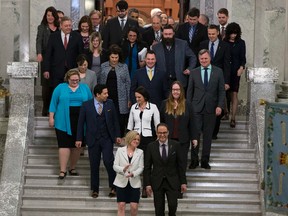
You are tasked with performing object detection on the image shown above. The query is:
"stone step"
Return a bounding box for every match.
[34,126,249,140]
[33,137,250,150]
[22,184,260,199]
[21,206,261,216]
[21,195,260,210]
[24,174,259,188]
[27,145,256,158]
[24,164,258,179]
[26,154,257,168]
[35,116,249,130]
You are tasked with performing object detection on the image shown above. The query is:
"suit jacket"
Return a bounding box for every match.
[130,67,168,108]
[102,17,139,49]
[127,102,160,137]
[143,139,187,190]
[113,147,144,188]
[176,22,208,56]
[76,98,120,146]
[186,65,225,114]
[152,39,197,88]
[43,30,83,87]
[160,100,196,143]
[142,27,160,48]
[36,23,59,55]
[100,61,131,114]
[199,40,231,84]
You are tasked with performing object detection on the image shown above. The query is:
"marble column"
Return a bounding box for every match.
[246,67,279,215]
[0,62,37,216]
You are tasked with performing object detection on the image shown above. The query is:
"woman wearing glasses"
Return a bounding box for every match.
[49,69,92,179]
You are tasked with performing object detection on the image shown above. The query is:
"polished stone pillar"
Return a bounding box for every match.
[0,62,37,216]
[246,67,280,215]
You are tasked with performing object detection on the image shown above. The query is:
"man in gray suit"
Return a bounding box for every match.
[187,49,225,169]
[152,25,197,90]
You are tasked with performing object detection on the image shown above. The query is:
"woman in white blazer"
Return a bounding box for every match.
[127,86,160,198]
[113,130,144,216]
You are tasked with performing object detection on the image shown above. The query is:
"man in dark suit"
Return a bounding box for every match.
[187,49,225,169]
[199,24,231,139]
[130,50,168,108]
[89,10,103,33]
[142,15,162,49]
[76,84,121,198]
[152,25,197,90]
[43,16,83,88]
[144,123,187,216]
[102,0,139,49]
[176,7,208,58]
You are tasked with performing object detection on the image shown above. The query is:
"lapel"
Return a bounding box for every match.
[196,68,206,89]
[214,42,220,58]
[88,100,98,122]
[167,141,174,159]
[130,148,140,164]
[120,147,129,164]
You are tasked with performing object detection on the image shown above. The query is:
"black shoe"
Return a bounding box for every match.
[188,160,199,169]
[91,191,99,198]
[108,188,116,198]
[69,169,79,176]
[58,171,67,179]
[201,161,211,169]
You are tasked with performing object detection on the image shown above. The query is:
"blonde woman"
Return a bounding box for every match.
[113,131,144,216]
[87,31,107,82]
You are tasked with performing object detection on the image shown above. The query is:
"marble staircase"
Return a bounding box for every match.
[20,117,262,216]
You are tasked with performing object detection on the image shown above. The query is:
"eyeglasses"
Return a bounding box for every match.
[172,88,180,91]
[158,131,168,135]
[69,79,79,82]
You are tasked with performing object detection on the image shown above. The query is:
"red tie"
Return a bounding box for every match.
[64,35,68,49]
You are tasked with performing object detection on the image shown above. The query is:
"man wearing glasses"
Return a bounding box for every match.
[102,0,139,49]
[144,123,187,216]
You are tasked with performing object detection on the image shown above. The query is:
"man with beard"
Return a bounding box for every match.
[152,25,197,89]
[102,0,139,49]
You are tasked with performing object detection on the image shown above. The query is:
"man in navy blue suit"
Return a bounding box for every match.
[43,16,83,88]
[130,50,168,108]
[76,84,121,198]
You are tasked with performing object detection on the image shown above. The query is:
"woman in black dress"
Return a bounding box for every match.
[224,22,246,128]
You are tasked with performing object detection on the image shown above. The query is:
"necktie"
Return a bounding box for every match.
[221,26,225,39]
[98,103,102,115]
[189,25,194,43]
[120,19,125,30]
[210,42,214,61]
[155,31,160,42]
[64,35,68,49]
[161,144,167,160]
[148,69,153,80]
[204,68,208,87]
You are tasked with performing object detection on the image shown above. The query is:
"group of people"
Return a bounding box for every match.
[36,1,246,215]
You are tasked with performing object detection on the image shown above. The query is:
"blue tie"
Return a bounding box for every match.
[204,68,208,87]
[210,42,214,61]
[189,25,194,43]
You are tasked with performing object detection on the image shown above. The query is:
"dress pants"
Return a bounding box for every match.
[153,178,178,216]
[213,109,224,138]
[88,137,116,192]
[191,111,216,162]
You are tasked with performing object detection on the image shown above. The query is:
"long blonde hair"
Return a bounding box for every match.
[89,31,102,54]
[165,81,186,115]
